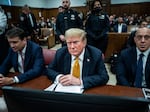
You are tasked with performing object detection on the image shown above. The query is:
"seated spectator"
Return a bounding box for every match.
[116,27,150,88]
[0,27,45,86]
[109,15,116,32]
[47,28,109,90]
[113,17,127,33]
[126,20,148,48]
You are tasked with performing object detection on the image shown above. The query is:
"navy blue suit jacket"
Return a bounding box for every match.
[113,24,127,33]
[47,45,109,89]
[0,41,45,83]
[116,47,150,88]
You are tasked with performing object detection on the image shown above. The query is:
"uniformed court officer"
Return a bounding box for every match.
[56,0,83,47]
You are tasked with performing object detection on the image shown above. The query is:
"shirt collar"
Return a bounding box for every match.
[136,47,150,57]
[18,44,27,55]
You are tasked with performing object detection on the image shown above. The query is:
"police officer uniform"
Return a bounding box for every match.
[85,10,110,54]
[56,8,83,46]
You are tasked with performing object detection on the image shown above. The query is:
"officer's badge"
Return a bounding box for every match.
[64,16,68,20]
[71,14,75,20]
[99,15,105,19]
[20,16,24,21]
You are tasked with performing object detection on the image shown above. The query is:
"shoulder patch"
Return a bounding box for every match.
[20,16,24,21]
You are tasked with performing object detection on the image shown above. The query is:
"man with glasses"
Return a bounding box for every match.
[116,27,150,88]
[47,28,109,92]
[56,0,83,47]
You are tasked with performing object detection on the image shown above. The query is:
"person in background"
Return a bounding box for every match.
[51,16,60,44]
[58,6,64,13]
[116,27,150,88]
[0,27,45,86]
[126,20,148,48]
[56,0,83,47]
[109,15,116,32]
[85,0,110,54]
[0,5,9,112]
[19,4,38,41]
[47,28,109,91]
[0,6,9,65]
[113,16,127,33]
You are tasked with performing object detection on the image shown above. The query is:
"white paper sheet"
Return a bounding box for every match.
[44,83,83,94]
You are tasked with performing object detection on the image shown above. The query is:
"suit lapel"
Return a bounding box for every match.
[13,52,19,71]
[145,53,150,80]
[24,41,31,71]
[63,52,71,74]
[131,48,137,78]
[82,48,91,77]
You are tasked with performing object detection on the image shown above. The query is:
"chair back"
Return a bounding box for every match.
[42,48,56,66]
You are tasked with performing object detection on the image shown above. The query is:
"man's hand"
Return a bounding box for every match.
[59,35,65,41]
[59,74,81,86]
[0,76,14,86]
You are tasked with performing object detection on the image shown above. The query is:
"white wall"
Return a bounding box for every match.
[0,0,149,8]
[0,0,11,6]
[0,0,86,8]
[111,0,150,4]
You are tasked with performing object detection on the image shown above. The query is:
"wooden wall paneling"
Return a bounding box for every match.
[1,2,149,27]
[110,2,150,16]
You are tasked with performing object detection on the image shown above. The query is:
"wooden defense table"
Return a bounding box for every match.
[0,72,143,98]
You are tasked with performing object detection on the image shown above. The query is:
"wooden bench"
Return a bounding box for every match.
[105,32,130,60]
[38,28,55,48]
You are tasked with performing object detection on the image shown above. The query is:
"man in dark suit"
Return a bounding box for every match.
[47,28,109,90]
[0,6,9,65]
[113,17,127,33]
[126,20,148,48]
[19,4,37,40]
[0,27,44,86]
[116,27,150,88]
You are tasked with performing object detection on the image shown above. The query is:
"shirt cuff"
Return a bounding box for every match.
[13,76,19,83]
[54,74,63,84]
[80,79,84,89]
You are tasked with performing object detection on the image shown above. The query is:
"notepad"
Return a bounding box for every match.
[45,83,83,94]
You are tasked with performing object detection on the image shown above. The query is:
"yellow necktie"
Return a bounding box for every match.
[72,58,80,78]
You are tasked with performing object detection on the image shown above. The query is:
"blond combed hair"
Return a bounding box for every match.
[65,28,87,42]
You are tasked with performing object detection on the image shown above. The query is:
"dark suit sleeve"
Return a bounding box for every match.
[113,25,118,32]
[47,48,70,82]
[56,13,63,37]
[17,45,44,83]
[122,24,127,32]
[0,48,13,75]
[82,47,109,89]
[116,51,130,86]
[31,13,37,30]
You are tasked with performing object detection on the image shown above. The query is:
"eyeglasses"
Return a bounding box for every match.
[136,35,150,40]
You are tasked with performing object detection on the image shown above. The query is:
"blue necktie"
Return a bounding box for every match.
[135,53,144,88]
